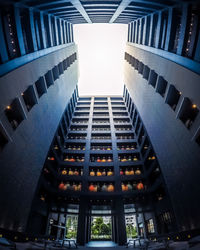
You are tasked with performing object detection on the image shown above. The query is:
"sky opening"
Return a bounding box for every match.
[74,24,128,96]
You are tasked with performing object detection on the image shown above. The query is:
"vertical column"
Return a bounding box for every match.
[194,31,200,62]
[0,11,9,62]
[71,23,74,43]
[127,23,130,42]
[155,11,162,49]
[135,211,140,236]
[177,3,189,55]
[86,214,91,243]
[77,198,88,245]
[14,5,26,56]
[40,12,47,49]
[142,16,147,45]
[108,98,120,193]
[164,7,174,51]
[161,15,167,49]
[135,19,139,44]
[81,97,92,191]
[59,19,64,44]
[54,16,59,45]
[131,22,134,43]
[67,22,70,43]
[29,8,38,52]
[113,198,127,245]
[47,14,53,47]
[63,21,67,44]
[132,22,135,43]
[138,19,142,44]
[148,14,154,47]
[68,23,72,43]
[61,20,65,44]
[141,212,147,238]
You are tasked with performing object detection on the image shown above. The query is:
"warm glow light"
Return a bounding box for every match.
[74,24,128,96]
[6,105,11,110]
[192,104,197,108]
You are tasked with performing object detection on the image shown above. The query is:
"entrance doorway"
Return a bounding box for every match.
[66,214,78,240]
[90,215,112,240]
[125,214,138,240]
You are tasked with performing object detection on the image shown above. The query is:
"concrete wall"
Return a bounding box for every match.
[0,44,78,232]
[124,43,200,231]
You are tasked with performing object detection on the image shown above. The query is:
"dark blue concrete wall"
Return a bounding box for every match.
[124,43,200,231]
[0,44,78,232]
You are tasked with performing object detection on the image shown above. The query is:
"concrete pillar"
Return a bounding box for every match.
[77,198,88,245]
[29,8,38,52]
[164,7,174,51]
[47,14,53,47]
[142,16,147,45]
[155,11,162,49]
[14,5,26,55]
[177,3,189,55]
[40,12,47,49]
[0,11,9,62]
[54,16,59,45]
[148,14,154,47]
[114,198,127,245]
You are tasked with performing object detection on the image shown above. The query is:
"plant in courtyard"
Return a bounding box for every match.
[91,217,112,239]
[126,224,137,238]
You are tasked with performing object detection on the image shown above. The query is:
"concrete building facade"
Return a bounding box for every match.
[0,0,200,246]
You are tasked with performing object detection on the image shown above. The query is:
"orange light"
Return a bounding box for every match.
[6,105,11,110]
[192,104,197,109]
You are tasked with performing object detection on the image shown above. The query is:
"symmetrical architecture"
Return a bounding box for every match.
[0,0,200,246]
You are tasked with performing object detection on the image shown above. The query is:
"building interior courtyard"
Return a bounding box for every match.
[0,0,200,249]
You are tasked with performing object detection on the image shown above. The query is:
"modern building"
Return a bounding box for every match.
[0,0,200,247]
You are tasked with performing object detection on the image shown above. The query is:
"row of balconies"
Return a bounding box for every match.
[68,125,133,132]
[73,112,129,117]
[57,181,145,193]
[66,133,135,140]
[54,143,139,153]
[71,118,131,124]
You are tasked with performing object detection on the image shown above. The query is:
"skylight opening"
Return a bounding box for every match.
[74,24,128,96]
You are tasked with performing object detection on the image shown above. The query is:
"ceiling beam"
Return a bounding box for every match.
[28,0,71,8]
[109,0,132,23]
[70,0,92,23]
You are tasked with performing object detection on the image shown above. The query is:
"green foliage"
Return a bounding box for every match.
[66,215,78,239]
[91,217,112,239]
[126,224,137,239]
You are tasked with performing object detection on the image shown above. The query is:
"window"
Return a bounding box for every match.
[147,219,155,234]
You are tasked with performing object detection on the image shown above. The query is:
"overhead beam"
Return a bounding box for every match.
[109,0,132,23]
[41,5,75,12]
[28,0,71,8]
[70,0,92,23]
[129,0,168,8]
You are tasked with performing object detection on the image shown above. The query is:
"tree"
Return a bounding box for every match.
[100,223,110,235]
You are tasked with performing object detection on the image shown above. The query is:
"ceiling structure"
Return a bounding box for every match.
[20,0,185,24]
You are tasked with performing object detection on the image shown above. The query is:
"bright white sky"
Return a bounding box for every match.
[73,24,128,96]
